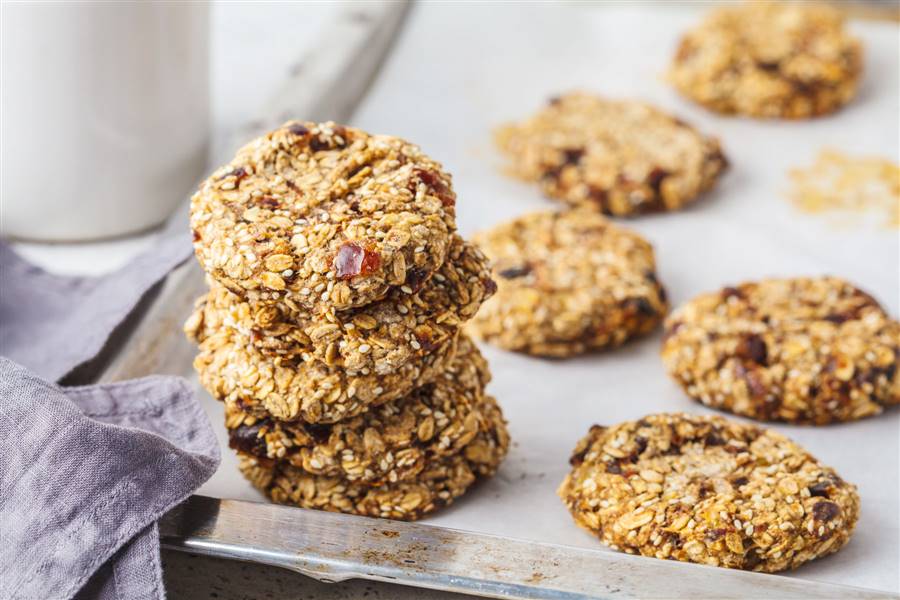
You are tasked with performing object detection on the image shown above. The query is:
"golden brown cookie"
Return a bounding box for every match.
[469,210,668,357]
[186,306,457,425]
[662,277,899,424]
[197,236,494,374]
[669,2,863,119]
[190,121,457,313]
[239,395,509,521]
[559,413,860,572]
[225,336,497,485]
[494,93,727,215]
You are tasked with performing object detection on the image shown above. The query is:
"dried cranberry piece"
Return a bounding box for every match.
[333,241,381,280]
[222,167,248,186]
[288,123,309,136]
[705,528,726,542]
[191,229,201,242]
[413,168,455,207]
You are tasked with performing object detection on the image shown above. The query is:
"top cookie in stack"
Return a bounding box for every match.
[191,121,458,314]
[186,122,507,519]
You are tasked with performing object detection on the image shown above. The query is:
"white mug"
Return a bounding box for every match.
[1,1,209,241]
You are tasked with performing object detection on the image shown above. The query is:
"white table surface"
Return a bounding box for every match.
[9,2,899,598]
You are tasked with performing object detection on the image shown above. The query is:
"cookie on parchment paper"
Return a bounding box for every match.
[669,1,863,119]
[662,277,899,424]
[239,394,509,521]
[494,92,727,216]
[468,210,668,357]
[559,413,860,572]
[186,302,457,425]
[190,121,458,313]
[199,235,495,373]
[224,335,498,485]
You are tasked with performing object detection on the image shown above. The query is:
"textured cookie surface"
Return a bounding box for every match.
[190,121,457,313]
[669,1,862,118]
[186,303,456,424]
[662,277,899,424]
[469,210,668,357]
[225,336,496,484]
[559,413,860,572]
[239,396,509,520]
[495,93,727,215]
[199,236,495,376]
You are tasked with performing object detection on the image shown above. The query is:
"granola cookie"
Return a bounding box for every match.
[190,121,457,313]
[662,277,900,424]
[559,413,860,572]
[225,336,497,485]
[494,93,727,215]
[186,304,457,424]
[199,236,495,374]
[468,210,668,357]
[238,399,509,520]
[669,2,863,119]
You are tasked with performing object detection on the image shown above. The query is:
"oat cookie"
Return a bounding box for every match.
[662,277,899,424]
[669,2,863,119]
[559,413,860,572]
[186,305,457,424]
[190,121,457,313]
[468,210,668,357]
[494,93,727,215]
[239,399,509,520]
[200,236,495,374]
[225,336,497,485]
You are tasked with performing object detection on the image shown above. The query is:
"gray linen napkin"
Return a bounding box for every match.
[0,359,219,600]
[0,226,220,599]
[0,222,192,383]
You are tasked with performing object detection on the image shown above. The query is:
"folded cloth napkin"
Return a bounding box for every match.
[0,228,220,600]
[0,222,192,383]
[0,360,219,600]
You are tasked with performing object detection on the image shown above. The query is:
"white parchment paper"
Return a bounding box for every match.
[198,3,899,593]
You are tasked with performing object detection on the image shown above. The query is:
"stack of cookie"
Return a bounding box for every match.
[185,121,508,520]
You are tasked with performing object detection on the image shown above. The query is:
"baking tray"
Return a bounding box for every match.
[106,3,900,598]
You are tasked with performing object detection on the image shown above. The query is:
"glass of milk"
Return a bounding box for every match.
[1,2,210,241]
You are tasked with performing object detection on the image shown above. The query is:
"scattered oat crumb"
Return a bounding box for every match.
[788,150,900,227]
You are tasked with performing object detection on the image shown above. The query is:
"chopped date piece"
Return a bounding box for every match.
[646,167,670,193]
[562,148,585,165]
[812,501,840,522]
[808,481,831,498]
[333,241,381,280]
[229,423,267,456]
[404,266,430,292]
[738,334,768,366]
